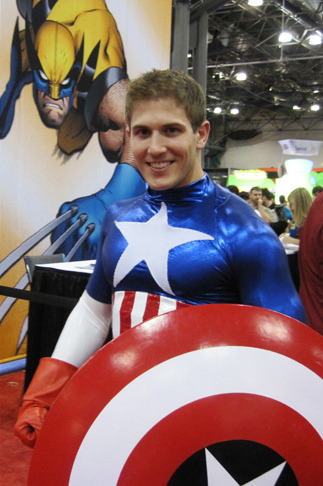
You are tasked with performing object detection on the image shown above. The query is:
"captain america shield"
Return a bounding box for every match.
[28,304,323,485]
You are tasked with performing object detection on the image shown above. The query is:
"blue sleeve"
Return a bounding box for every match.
[233,222,306,323]
[85,210,112,304]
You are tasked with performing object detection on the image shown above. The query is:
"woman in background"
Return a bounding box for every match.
[279,187,312,291]
[280,187,312,245]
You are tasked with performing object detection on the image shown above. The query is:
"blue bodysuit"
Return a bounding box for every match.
[86,174,306,333]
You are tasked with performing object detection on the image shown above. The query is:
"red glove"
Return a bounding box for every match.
[14,357,77,448]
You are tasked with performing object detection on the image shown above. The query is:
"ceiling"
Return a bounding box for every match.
[188,0,323,146]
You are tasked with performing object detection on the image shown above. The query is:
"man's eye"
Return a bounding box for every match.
[166,127,180,135]
[61,77,70,86]
[134,128,149,137]
[39,70,48,81]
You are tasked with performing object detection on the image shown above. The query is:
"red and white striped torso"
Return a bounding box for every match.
[112,291,191,337]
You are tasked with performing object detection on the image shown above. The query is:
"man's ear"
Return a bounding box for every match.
[196,120,210,149]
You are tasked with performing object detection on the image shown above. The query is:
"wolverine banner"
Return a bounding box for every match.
[0,0,172,363]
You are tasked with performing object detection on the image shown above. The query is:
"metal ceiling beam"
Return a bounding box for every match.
[192,11,209,92]
[190,0,229,21]
[188,0,323,135]
[171,0,190,72]
[207,54,323,68]
[272,0,323,31]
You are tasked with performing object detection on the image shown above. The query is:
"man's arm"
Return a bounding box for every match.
[96,78,133,164]
[256,199,273,224]
[0,22,32,138]
[52,291,112,366]
[14,291,112,447]
[235,225,306,323]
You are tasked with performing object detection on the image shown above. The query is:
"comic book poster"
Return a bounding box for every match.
[0,0,172,363]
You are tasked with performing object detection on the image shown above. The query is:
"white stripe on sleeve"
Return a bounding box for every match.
[52,290,112,368]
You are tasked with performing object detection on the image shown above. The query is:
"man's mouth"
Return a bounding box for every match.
[43,102,63,111]
[147,161,174,169]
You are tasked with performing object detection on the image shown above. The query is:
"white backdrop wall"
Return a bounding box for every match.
[219,128,323,170]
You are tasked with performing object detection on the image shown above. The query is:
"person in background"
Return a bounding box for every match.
[279,187,312,245]
[249,186,274,223]
[14,69,306,449]
[298,192,323,334]
[227,185,239,195]
[279,195,292,220]
[261,188,288,236]
[279,187,312,291]
[239,191,250,202]
[312,185,323,198]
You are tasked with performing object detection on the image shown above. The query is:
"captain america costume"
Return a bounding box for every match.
[86,173,306,336]
[15,174,307,449]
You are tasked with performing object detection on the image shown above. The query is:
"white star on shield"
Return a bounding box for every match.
[205,449,286,485]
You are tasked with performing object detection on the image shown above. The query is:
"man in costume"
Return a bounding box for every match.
[0,0,145,259]
[14,69,306,447]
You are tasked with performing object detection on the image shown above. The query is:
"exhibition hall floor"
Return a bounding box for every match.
[0,370,32,485]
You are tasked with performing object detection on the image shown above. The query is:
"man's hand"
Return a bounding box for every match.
[50,164,146,260]
[256,198,272,224]
[14,403,49,448]
[14,358,77,448]
[50,193,106,261]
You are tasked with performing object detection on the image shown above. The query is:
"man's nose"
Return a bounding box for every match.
[147,133,166,155]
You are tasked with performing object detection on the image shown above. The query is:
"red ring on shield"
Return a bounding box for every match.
[120,394,322,485]
[28,304,323,485]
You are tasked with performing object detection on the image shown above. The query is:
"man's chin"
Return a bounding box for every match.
[39,110,66,128]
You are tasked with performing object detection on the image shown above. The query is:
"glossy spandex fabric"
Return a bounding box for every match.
[87,174,306,323]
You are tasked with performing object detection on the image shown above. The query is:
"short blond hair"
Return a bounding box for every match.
[125,69,206,132]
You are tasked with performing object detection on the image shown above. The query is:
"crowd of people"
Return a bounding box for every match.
[227,182,323,333]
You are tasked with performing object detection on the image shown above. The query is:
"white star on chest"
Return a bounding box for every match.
[113,202,214,295]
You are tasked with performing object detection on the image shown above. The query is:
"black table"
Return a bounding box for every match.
[24,263,92,390]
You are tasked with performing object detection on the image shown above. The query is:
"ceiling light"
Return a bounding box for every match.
[213,107,222,114]
[230,107,240,115]
[310,104,320,112]
[247,0,264,6]
[308,33,322,46]
[279,31,292,43]
[235,71,247,81]
[292,105,302,110]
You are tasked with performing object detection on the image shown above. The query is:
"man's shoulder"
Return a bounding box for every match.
[103,192,147,220]
[210,185,273,241]
[215,184,256,218]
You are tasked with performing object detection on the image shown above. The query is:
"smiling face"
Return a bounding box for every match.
[128,97,210,191]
